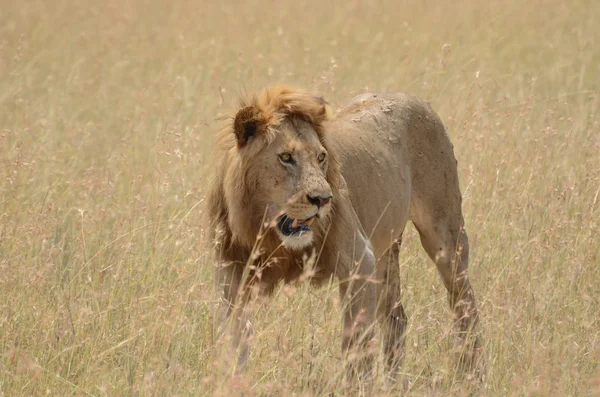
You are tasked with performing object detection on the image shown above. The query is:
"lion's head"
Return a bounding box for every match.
[207,85,341,253]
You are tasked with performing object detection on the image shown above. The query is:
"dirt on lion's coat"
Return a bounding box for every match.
[205,84,482,379]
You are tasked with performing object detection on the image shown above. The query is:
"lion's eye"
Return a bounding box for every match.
[318,152,327,163]
[279,152,294,164]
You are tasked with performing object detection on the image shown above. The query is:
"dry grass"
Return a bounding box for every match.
[1,0,599,395]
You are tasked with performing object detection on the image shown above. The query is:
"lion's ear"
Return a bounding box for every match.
[233,106,264,147]
[314,96,332,122]
[314,96,328,106]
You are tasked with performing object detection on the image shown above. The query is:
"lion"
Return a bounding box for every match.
[205,85,482,380]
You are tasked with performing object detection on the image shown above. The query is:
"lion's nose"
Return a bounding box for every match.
[307,193,333,208]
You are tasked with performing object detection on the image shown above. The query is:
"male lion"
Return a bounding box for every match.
[205,85,481,380]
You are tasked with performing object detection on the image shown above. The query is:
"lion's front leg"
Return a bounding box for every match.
[214,261,253,373]
[336,235,378,383]
[376,238,408,381]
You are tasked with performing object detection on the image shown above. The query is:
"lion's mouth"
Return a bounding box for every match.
[277,215,316,237]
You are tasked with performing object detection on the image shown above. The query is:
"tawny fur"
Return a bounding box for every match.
[205,85,482,377]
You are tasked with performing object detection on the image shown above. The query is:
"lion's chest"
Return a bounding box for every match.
[253,252,333,293]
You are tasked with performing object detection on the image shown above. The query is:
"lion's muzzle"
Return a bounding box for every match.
[274,189,332,248]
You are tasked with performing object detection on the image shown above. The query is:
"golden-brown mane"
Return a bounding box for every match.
[216,84,334,151]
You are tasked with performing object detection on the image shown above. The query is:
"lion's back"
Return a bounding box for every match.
[325,93,457,256]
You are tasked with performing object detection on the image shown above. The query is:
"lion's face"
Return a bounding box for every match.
[251,118,333,250]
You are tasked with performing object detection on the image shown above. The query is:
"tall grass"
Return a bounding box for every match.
[1,0,598,395]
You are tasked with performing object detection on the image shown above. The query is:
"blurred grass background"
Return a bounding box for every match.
[1,0,598,395]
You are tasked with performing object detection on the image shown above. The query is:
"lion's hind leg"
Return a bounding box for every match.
[376,236,408,381]
[410,194,483,376]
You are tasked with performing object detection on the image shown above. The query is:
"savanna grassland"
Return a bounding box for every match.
[1,0,599,395]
